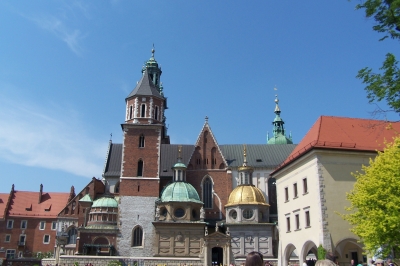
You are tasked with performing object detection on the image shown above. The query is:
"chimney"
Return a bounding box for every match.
[39,184,43,204]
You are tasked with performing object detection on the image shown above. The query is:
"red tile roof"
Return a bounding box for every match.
[0,193,10,219]
[274,116,400,173]
[7,191,70,218]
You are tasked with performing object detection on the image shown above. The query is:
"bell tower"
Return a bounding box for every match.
[118,48,169,257]
[120,47,169,197]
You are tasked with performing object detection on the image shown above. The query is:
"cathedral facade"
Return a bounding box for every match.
[53,49,296,265]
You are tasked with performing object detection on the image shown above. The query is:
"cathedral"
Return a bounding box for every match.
[54,49,296,265]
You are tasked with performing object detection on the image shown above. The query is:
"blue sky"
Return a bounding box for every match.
[0,1,398,193]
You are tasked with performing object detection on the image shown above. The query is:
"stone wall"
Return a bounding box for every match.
[118,196,157,257]
[43,256,202,266]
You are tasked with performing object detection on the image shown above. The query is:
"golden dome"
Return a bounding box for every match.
[225,185,269,207]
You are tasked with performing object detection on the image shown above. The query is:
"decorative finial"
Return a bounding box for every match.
[151,44,155,57]
[205,116,208,123]
[178,145,182,161]
[274,94,281,113]
[110,133,112,142]
[243,144,248,166]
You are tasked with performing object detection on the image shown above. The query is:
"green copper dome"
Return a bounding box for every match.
[91,197,118,208]
[161,182,203,204]
[173,162,186,168]
[79,194,93,203]
[268,134,293,144]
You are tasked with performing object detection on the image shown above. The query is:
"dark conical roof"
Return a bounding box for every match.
[126,68,164,100]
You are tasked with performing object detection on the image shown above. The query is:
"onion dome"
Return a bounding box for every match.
[225,185,269,207]
[161,182,203,204]
[91,196,118,208]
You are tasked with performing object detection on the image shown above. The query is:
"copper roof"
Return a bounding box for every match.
[274,116,400,173]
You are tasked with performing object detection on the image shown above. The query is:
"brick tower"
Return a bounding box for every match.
[117,48,169,256]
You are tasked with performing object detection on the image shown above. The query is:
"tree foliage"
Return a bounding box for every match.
[355,0,400,113]
[343,135,400,257]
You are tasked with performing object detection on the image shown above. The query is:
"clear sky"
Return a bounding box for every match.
[0,1,398,193]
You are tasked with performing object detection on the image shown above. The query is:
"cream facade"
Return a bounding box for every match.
[274,149,374,266]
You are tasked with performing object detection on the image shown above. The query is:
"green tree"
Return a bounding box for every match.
[355,0,400,113]
[343,135,400,257]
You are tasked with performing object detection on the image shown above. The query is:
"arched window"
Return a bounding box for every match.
[67,227,77,244]
[139,135,145,148]
[203,177,213,209]
[141,104,146,117]
[137,160,143,177]
[132,226,143,247]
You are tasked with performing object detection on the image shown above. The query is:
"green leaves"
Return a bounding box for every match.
[342,136,400,257]
[357,53,400,113]
[356,0,400,41]
[355,0,400,114]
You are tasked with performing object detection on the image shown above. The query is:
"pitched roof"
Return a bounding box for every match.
[0,193,10,220]
[103,143,122,177]
[274,116,400,172]
[220,144,296,168]
[126,69,164,99]
[7,190,70,218]
[160,144,195,177]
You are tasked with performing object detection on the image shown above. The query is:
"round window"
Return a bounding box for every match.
[174,208,185,218]
[230,210,237,219]
[243,209,254,219]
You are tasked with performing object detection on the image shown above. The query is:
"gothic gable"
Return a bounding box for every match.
[187,119,227,170]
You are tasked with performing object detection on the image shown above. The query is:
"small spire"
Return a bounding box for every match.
[205,116,209,123]
[151,44,155,58]
[178,145,182,162]
[243,144,248,166]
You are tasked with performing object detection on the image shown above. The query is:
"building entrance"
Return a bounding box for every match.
[212,247,223,265]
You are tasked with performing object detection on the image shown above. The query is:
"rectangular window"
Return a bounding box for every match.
[284,187,289,202]
[20,220,27,229]
[6,249,15,259]
[43,235,50,244]
[293,183,298,198]
[5,234,11,242]
[305,210,311,227]
[303,178,308,194]
[19,235,26,245]
[286,217,291,232]
[51,221,57,230]
[6,220,13,229]
[39,221,45,230]
[18,251,23,258]
[295,214,300,229]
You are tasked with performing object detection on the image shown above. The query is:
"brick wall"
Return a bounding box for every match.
[0,217,58,258]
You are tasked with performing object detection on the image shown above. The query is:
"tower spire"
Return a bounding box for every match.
[267,94,293,145]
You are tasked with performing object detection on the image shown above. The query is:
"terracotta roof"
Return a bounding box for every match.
[0,193,10,219]
[7,191,70,218]
[274,116,400,173]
